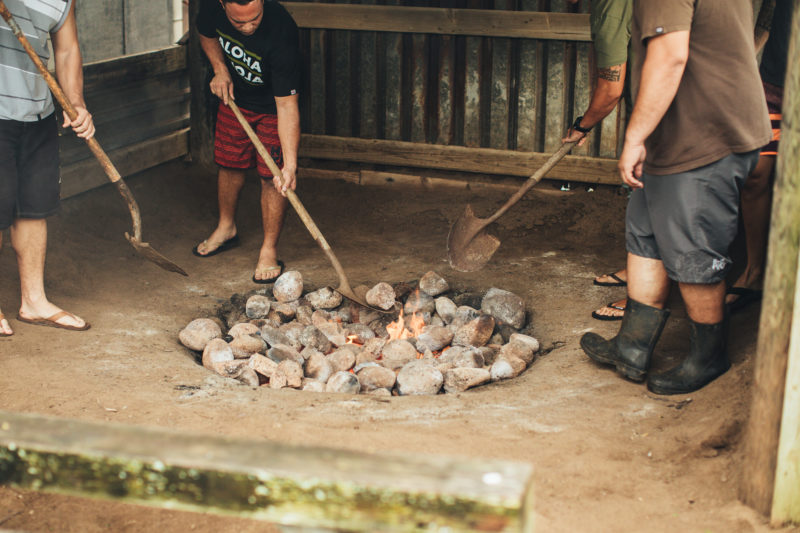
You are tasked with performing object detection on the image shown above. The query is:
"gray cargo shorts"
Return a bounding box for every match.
[625,150,759,284]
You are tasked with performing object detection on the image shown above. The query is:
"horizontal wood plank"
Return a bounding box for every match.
[60,128,189,199]
[300,134,620,185]
[82,45,188,92]
[0,409,534,532]
[283,3,591,41]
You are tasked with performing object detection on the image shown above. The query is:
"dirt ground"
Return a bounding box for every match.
[0,159,795,533]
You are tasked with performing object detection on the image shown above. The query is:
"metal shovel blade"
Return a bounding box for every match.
[447,204,501,272]
[126,233,188,276]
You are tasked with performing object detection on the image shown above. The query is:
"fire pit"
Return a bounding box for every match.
[179,271,539,395]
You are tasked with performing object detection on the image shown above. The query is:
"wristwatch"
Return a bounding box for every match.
[572,115,592,134]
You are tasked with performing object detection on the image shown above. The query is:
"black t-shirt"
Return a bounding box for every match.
[197,0,301,114]
[760,0,792,88]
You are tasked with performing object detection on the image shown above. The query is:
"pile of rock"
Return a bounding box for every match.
[179,270,539,395]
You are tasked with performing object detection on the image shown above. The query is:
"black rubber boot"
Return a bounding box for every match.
[647,317,730,395]
[580,298,670,381]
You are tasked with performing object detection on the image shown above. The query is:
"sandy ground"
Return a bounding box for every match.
[0,159,794,533]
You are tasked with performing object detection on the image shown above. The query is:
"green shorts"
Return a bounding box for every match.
[625,150,759,284]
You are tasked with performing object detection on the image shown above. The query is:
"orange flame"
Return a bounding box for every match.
[386,309,426,341]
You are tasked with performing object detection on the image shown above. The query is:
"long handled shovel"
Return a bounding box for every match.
[226,100,385,311]
[0,2,187,276]
[447,141,577,272]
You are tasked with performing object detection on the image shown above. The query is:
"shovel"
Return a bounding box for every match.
[226,100,384,311]
[447,141,576,272]
[0,2,187,276]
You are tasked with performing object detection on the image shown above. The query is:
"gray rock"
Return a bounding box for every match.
[345,323,376,344]
[229,334,266,359]
[326,371,361,394]
[396,360,443,395]
[361,337,386,359]
[367,387,392,397]
[301,378,326,392]
[269,368,288,389]
[481,288,526,329]
[497,324,519,343]
[300,325,333,353]
[245,295,272,319]
[180,318,222,352]
[434,297,458,324]
[279,322,306,350]
[213,359,248,379]
[443,368,491,393]
[311,309,332,328]
[234,367,261,387]
[305,287,343,310]
[331,305,354,324]
[490,356,527,380]
[273,271,303,302]
[381,339,418,370]
[498,341,535,366]
[509,333,540,357]
[277,360,304,388]
[259,326,293,349]
[415,325,454,352]
[430,316,445,327]
[439,345,484,368]
[317,321,347,347]
[404,291,436,314]
[248,353,277,378]
[355,309,381,325]
[419,271,449,296]
[477,345,500,366]
[202,338,234,369]
[355,349,379,366]
[328,348,356,373]
[454,305,481,326]
[366,282,396,311]
[267,343,304,366]
[295,304,314,326]
[272,301,298,321]
[300,346,324,361]
[357,365,397,392]
[228,322,260,338]
[453,315,495,347]
[304,352,334,383]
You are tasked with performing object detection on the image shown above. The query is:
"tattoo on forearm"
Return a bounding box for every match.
[598,66,621,82]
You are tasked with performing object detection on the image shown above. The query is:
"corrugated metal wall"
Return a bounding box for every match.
[293,0,626,161]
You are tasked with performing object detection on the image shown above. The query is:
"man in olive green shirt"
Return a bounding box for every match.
[564,0,632,321]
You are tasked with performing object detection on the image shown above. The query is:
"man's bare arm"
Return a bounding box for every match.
[200,34,234,104]
[52,2,94,138]
[618,30,689,188]
[563,63,626,145]
[274,94,300,194]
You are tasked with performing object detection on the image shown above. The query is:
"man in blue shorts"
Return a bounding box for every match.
[0,0,94,336]
[580,0,771,394]
[194,0,301,284]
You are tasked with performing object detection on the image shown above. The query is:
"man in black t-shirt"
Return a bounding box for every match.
[193,0,301,284]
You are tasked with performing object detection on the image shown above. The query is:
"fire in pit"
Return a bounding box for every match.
[179,270,539,395]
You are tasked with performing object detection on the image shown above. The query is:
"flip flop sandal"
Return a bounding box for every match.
[17,310,91,331]
[252,260,285,284]
[591,301,626,321]
[726,287,763,315]
[192,235,240,257]
[593,272,627,287]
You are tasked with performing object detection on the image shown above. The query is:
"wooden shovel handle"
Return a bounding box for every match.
[484,140,576,225]
[226,100,353,291]
[0,1,142,240]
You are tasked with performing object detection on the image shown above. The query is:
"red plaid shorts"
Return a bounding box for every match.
[214,103,283,178]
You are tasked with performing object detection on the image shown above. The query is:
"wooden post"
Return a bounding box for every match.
[187,0,217,172]
[739,2,800,519]
[0,410,535,532]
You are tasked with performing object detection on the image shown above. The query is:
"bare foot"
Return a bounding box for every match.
[0,309,12,336]
[592,297,627,320]
[193,226,238,256]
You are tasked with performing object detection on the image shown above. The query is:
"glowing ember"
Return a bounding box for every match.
[345,334,361,345]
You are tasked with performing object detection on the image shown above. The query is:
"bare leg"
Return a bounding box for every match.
[12,218,86,328]
[726,154,775,303]
[627,253,670,309]
[679,281,726,324]
[253,178,288,281]
[0,231,12,335]
[195,168,245,255]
